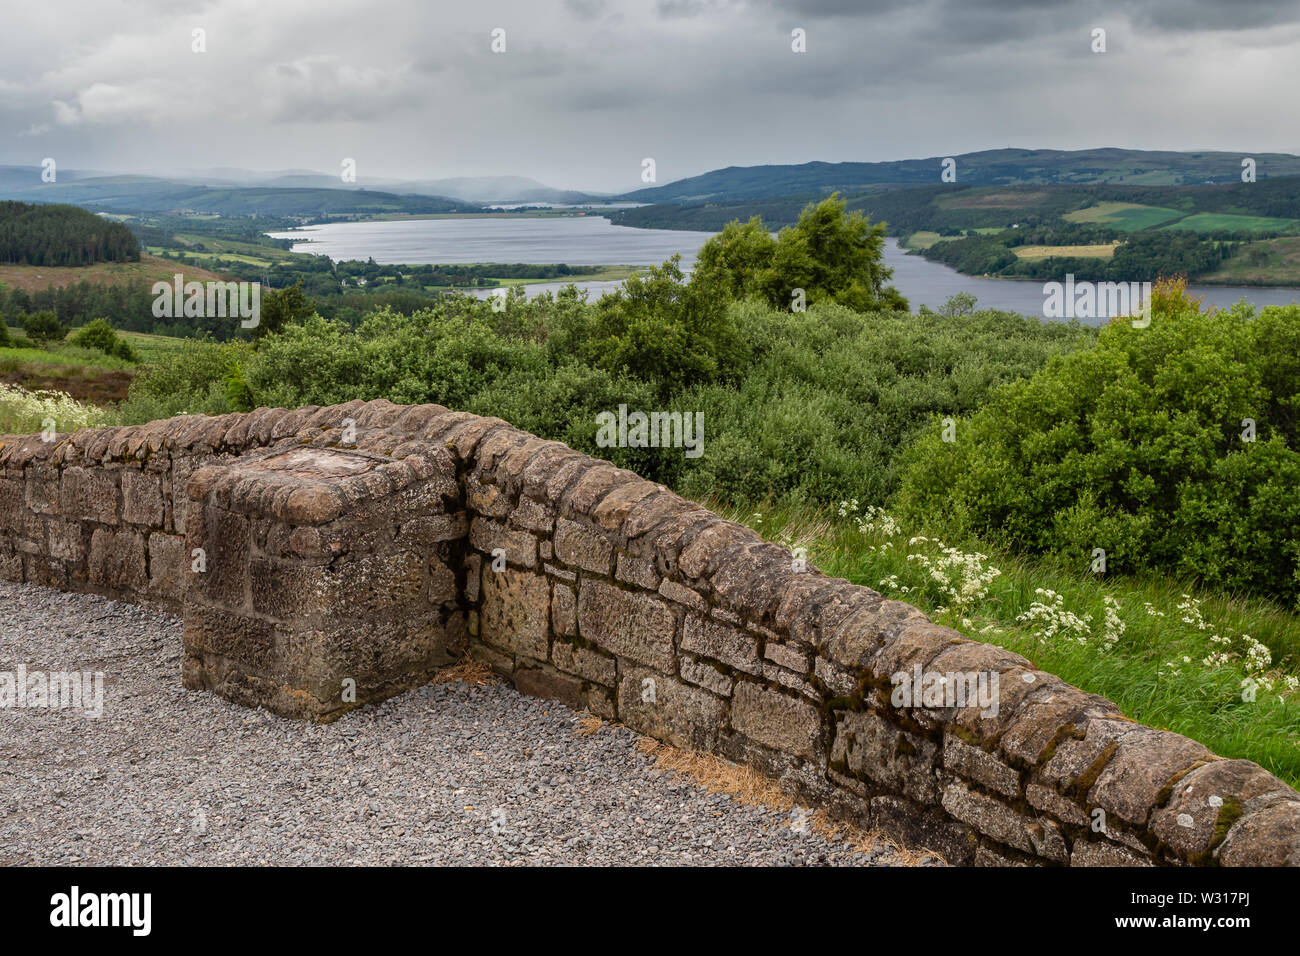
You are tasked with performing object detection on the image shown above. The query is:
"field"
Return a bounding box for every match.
[0,253,228,293]
[477,265,642,287]
[937,190,1048,210]
[902,227,1002,250]
[118,330,194,364]
[1161,212,1300,233]
[1063,201,1184,230]
[1013,241,1119,259]
[0,329,193,405]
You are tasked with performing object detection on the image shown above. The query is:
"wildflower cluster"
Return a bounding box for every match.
[902,536,1002,614]
[837,500,900,538]
[0,383,108,435]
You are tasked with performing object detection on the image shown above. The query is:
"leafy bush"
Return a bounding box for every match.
[672,301,1094,505]
[116,336,252,422]
[68,318,139,362]
[21,310,66,346]
[559,257,748,400]
[252,281,316,340]
[897,280,1300,607]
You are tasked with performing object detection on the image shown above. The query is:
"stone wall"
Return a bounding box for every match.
[2,400,1297,866]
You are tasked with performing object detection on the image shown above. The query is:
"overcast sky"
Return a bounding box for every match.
[3,0,1299,192]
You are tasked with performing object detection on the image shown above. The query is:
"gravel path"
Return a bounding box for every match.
[0,581,933,866]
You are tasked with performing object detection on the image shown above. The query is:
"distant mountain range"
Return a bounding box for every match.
[2,148,1298,221]
[175,172,604,204]
[0,166,606,212]
[614,148,1300,203]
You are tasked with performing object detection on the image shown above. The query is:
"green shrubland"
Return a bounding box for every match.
[898,279,1300,608]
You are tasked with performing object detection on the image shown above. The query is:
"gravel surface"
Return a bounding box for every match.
[0,581,933,866]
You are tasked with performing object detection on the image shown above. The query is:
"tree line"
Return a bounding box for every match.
[0,202,140,266]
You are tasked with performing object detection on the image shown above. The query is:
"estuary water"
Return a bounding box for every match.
[267,218,1300,320]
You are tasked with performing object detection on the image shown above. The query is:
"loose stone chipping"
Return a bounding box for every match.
[0,582,924,867]
[1,399,1298,866]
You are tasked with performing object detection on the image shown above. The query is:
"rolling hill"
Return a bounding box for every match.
[0,175,482,218]
[617,148,1300,203]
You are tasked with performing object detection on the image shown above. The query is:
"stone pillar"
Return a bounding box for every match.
[182,445,467,720]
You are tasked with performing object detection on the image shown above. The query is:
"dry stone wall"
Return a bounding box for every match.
[2,399,1298,866]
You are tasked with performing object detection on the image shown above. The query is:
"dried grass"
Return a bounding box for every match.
[575,713,604,736]
[632,737,938,864]
[432,657,497,686]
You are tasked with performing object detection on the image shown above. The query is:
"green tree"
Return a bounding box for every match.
[691,216,778,301]
[938,292,978,317]
[22,310,66,346]
[580,256,748,399]
[690,193,907,312]
[252,280,315,340]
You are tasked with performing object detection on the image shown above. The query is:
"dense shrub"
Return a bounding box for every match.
[116,336,252,422]
[118,288,1093,506]
[672,300,1094,504]
[21,310,66,346]
[557,257,749,400]
[68,318,139,362]
[897,280,1300,606]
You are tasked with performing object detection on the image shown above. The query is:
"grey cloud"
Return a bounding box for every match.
[0,0,1296,192]
[565,0,607,20]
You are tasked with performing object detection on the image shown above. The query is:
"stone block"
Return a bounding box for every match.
[87,527,147,594]
[679,655,732,696]
[552,581,576,637]
[121,470,164,527]
[832,708,938,803]
[681,614,760,673]
[552,639,616,686]
[577,579,675,671]
[147,532,187,602]
[183,444,464,720]
[469,516,537,569]
[617,664,726,750]
[61,467,118,525]
[732,681,822,761]
[943,734,1021,798]
[480,567,551,660]
[554,518,613,575]
[1151,760,1294,862]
